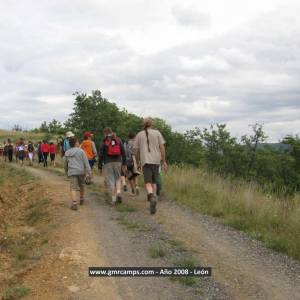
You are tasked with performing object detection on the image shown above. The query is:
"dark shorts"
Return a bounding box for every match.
[18,151,25,161]
[143,164,159,184]
[88,159,96,168]
[50,153,56,161]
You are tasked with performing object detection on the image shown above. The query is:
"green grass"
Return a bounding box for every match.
[0,129,57,143]
[10,244,27,261]
[148,244,167,258]
[115,203,137,213]
[166,239,187,252]
[171,257,199,286]
[4,285,30,299]
[163,165,300,261]
[120,219,152,232]
[25,198,49,225]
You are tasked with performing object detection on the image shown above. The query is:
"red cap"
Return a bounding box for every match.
[84,131,93,138]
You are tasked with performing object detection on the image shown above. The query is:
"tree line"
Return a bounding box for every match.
[33,90,300,196]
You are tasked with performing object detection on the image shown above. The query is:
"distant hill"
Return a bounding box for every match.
[0,129,57,143]
[257,143,291,151]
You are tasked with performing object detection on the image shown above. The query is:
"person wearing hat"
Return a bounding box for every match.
[62,131,75,156]
[80,131,97,169]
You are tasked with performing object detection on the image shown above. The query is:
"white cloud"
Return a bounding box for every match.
[0,0,299,141]
[172,6,211,29]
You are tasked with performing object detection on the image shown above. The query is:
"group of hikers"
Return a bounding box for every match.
[63,117,167,214]
[0,139,57,167]
[1,117,168,214]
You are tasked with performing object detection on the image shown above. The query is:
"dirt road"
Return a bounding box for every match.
[20,166,300,300]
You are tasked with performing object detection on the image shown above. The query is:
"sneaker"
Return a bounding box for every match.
[79,198,84,205]
[149,195,157,214]
[123,185,128,192]
[71,203,78,210]
[116,194,122,204]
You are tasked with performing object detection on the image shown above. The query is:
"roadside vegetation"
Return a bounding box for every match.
[0,163,52,299]
[0,129,51,143]
[163,165,300,261]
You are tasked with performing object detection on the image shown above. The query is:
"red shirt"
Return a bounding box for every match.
[49,144,56,154]
[41,143,50,153]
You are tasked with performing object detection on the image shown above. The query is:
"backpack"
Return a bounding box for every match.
[7,144,13,152]
[105,137,121,156]
[125,141,134,166]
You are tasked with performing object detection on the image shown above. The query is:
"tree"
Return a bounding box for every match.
[12,124,22,132]
[65,90,122,142]
[241,123,268,177]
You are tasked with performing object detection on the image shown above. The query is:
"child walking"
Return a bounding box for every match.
[64,137,92,210]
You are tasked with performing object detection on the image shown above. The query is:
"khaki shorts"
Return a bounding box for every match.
[103,162,122,189]
[70,175,85,191]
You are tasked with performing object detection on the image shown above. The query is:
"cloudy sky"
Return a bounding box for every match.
[0,0,299,141]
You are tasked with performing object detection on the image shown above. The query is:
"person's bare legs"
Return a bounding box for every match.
[79,186,85,205]
[111,185,117,203]
[135,177,139,195]
[129,179,135,195]
[70,190,78,210]
[145,183,155,194]
[116,178,121,195]
[121,175,127,191]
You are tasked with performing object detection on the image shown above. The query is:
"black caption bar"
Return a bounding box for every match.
[89,267,212,277]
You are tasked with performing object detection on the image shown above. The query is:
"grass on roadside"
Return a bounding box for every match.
[120,219,152,232]
[25,198,50,226]
[115,203,137,213]
[3,285,30,300]
[148,244,167,258]
[170,256,199,286]
[0,162,53,300]
[163,165,300,261]
[165,238,187,252]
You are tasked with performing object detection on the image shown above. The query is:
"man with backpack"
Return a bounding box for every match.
[135,117,168,214]
[98,127,127,205]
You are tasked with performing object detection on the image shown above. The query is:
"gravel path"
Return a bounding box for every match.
[21,166,226,299]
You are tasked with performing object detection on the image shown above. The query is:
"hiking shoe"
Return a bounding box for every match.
[149,195,157,214]
[71,203,78,210]
[123,185,127,192]
[79,198,84,205]
[116,194,122,204]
